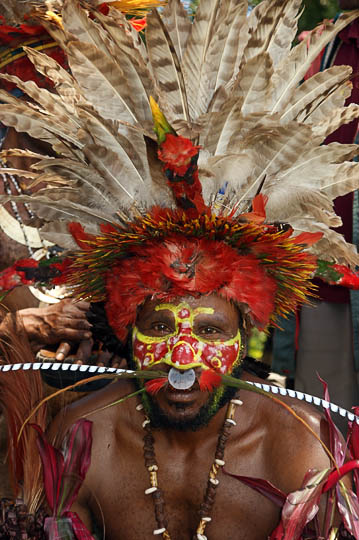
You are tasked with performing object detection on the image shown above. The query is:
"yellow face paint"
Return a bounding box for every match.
[132,302,243,374]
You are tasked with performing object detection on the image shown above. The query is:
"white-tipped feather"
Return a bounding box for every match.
[0,194,115,227]
[95,8,149,64]
[236,53,274,116]
[181,0,221,119]
[23,47,84,113]
[0,103,81,148]
[281,65,352,124]
[67,41,139,124]
[162,0,191,63]
[269,10,359,115]
[201,1,248,99]
[266,0,302,66]
[77,108,152,184]
[146,9,190,123]
[0,73,80,129]
[311,104,359,141]
[243,0,300,68]
[62,0,109,50]
[300,81,354,125]
[235,119,315,205]
[291,218,359,268]
[40,221,81,249]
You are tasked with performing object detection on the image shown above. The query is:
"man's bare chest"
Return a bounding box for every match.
[87,439,281,539]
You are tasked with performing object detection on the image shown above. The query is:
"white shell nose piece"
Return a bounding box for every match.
[168,367,196,390]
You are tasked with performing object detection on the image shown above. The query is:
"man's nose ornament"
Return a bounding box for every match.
[168,367,196,390]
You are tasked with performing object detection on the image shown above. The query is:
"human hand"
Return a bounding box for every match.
[54,338,124,367]
[13,298,92,355]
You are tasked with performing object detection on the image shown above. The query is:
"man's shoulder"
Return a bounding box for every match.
[241,373,325,427]
[49,379,135,444]
[240,374,332,492]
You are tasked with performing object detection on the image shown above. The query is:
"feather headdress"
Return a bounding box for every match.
[1,0,359,340]
[0,0,164,24]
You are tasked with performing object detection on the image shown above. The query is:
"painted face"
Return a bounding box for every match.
[133,300,243,375]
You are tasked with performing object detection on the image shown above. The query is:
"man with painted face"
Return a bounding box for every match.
[54,293,337,540]
[1,0,359,538]
[132,295,244,429]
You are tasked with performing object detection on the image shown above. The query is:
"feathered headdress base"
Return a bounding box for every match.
[49,199,319,342]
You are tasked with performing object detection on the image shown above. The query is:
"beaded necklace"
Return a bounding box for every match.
[138,397,242,540]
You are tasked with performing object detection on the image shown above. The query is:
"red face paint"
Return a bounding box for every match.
[133,303,242,374]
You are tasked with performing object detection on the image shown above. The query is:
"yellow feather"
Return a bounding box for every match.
[150,96,174,143]
[105,0,166,15]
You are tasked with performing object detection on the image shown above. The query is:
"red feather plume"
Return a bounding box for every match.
[145,378,168,395]
[199,370,222,392]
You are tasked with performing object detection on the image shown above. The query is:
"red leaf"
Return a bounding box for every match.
[336,482,359,538]
[129,17,146,31]
[347,408,359,496]
[60,419,93,514]
[199,370,222,392]
[51,257,72,285]
[33,420,93,517]
[318,374,345,466]
[223,471,286,508]
[15,258,38,268]
[270,520,285,540]
[158,133,200,171]
[145,377,167,395]
[323,461,359,492]
[0,265,24,290]
[281,469,329,540]
[100,223,120,235]
[240,194,268,224]
[32,424,65,515]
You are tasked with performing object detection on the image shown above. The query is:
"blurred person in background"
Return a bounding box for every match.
[272,0,359,434]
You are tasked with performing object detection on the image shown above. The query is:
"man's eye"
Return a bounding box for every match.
[151,322,172,333]
[198,326,220,335]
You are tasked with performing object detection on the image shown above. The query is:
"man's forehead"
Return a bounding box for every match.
[137,294,240,321]
[154,302,214,320]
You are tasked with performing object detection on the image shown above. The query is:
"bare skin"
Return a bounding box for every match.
[51,295,336,539]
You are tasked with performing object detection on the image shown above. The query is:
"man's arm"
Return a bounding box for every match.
[0,298,92,359]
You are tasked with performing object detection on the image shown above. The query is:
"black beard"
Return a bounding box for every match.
[127,351,243,431]
[143,381,240,432]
